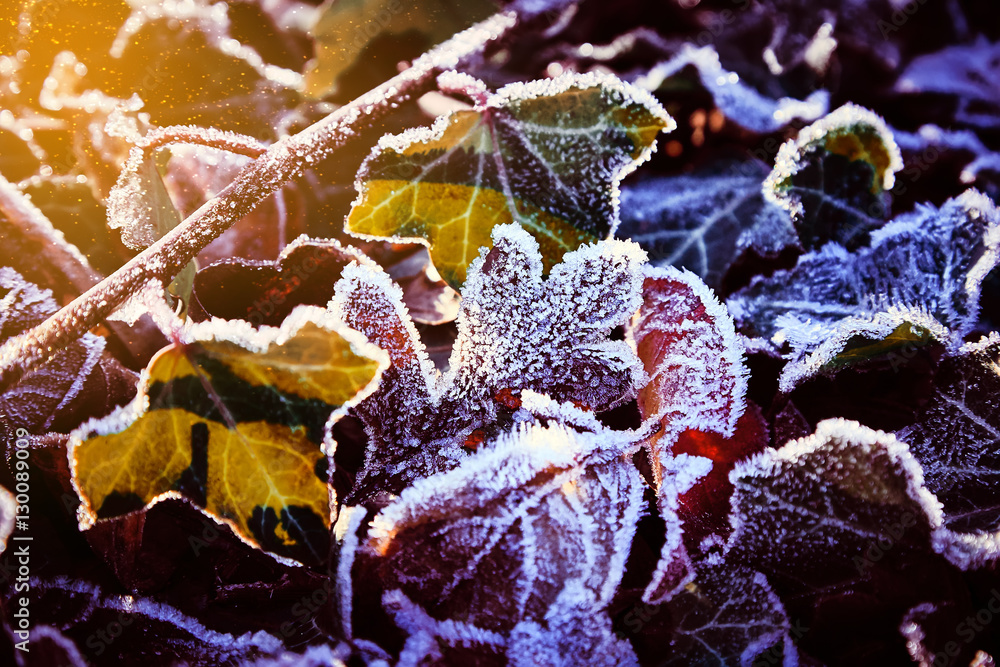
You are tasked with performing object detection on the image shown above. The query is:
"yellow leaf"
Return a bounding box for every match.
[71,307,387,564]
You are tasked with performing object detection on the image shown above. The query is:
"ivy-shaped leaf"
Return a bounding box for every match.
[897,333,1000,568]
[191,235,370,327]
[70,306,387,565]
[617,161,797,289]
[366,420,643,664]
[333,223,648,503]
[765,103,903,250]
[728,189,1000,390]
[345,71,672,289]
[0,268,137,434]
[447,223,648,415]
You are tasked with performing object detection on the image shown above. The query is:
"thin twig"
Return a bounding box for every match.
[0,12,517,391]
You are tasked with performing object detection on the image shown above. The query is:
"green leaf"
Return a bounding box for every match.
[765,103,903,250]
[70,306,387,565]
[346,72,673,289]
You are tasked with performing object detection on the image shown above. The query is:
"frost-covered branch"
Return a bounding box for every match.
[0,11,516,392]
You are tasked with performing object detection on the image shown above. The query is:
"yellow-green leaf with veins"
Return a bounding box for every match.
[70,306,387,565]
[346,71,673,289]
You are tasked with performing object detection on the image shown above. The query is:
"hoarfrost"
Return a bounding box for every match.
[448,223,648,417]
[368,421,645,651]
[635,45,829,133]
[729,190,1000,388]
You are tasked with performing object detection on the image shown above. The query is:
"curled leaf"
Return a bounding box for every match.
[765,103,903,250]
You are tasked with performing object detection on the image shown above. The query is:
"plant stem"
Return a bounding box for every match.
[0,12,516,392]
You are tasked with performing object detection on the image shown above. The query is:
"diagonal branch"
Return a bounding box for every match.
[0,11,516,392]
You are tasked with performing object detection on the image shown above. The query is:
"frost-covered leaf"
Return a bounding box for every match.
[728,418,982,575]
[630,265,747,478]
[0,268,137,434]
[32,577,285,665]
[656,562,798,667]
[191,236,369,327]
[106,145,184,251]
[617,161,797,288]
[305,0,495,98]
[765,104,903,250]
[671,405,769,551]
[628,265,747,603]
[331,260,459,502]
[367,421,644,656]
[329,224,650,504]
[448,224,648,414]
[895,38,1000,130]
[346,71,672,289]
[729,190,1000,390]
[635,44,829,133]
[897,333,1000,568]
[70,306,387,564]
